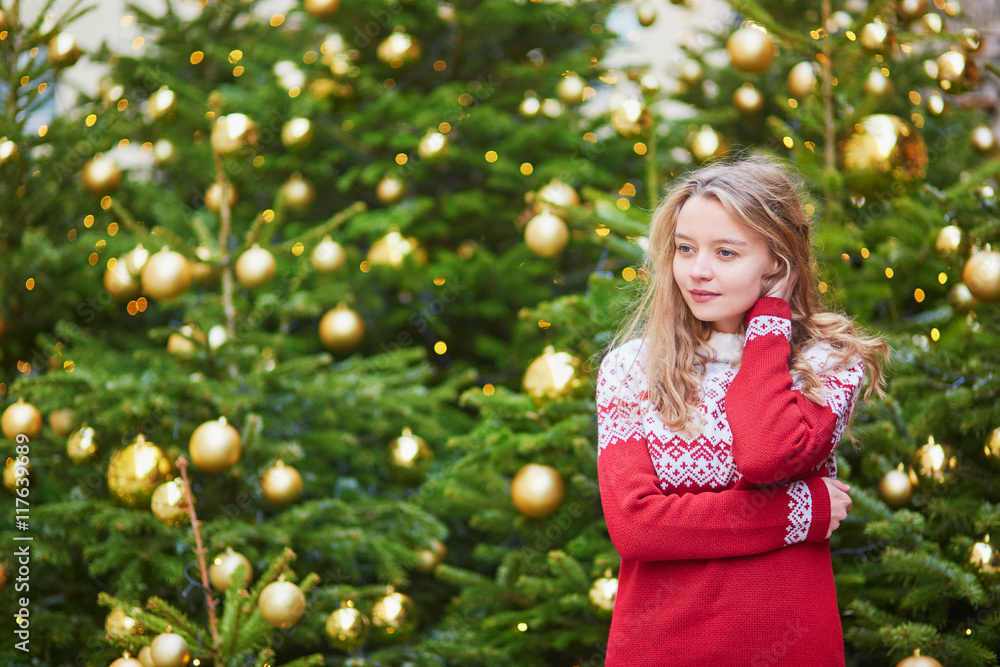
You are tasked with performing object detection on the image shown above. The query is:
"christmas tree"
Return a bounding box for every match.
[0,0,645,665]
[397,1,1000,666]
[0,0,124,387]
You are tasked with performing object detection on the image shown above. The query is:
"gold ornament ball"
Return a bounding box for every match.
[319,305,365,353]
[911,435,959,486]
[788,61,817,98]
[386,427,434,482]
[311,236,346,273]
[376,176,407,205]
[370,590,418,643]
[167,325,207,355]
[963,249,1000,302]
[971,126,996,152]
[860,18,890,50]
[896,649,943,667]
[543,97,566,118]
[639,72,660,96]
[984,428,1000,470]
[189,417,241,473]
[258,580,306,628]
[107,435,172,507]
[688,125,727,162]
[153,139,177,164]
[842,114,927,197]
[937,50,979,93]
[305,0,340,16]
[726,26,775,72]
[916,12,942,34]
[610,99,652,138]
[149,631,190,667]
[262,461,303,504]
[368,229,421,267]
[110,657,144,667]
[205,183,237,212]
[0,137,20,165]
[82,154,122,195]
[189,261,216,283]
[589,573,618,619]
[68,425,99,463]
[418,131,449,160]
[556,72,586,104]
[236,245,277,288]
[536,179,580,211]
[3,398,43,440]
[878,468,913,509]
[210,548,253,591]
[105,259,141,301]
[4,457,28,494]
[896,0,928,19]
[138,647,154,667]
[280,173,316,210]
[416,538,447,573]
[49,409,76,437]
[864,69,892,96]
[147,86,177,122]
[948,282,977,312]
[935,225,962,254]
[927,90,948,118]
[211,113,259,155]
[970,537,999,574]
[48,32,83,67]
[142,247,192,300]
[326,603,370,652]
[125,244,150,276]
[733,83,764,114]
[511,463,565,518]
[377,30,421,65]
[959,28,981,52]
[151,480,193,527]
[281,118,314,150]
[519,93,540,118]
[524,211,569,258]
[636,2,657,26]
[105,607,141,638]
[523,346,580,403]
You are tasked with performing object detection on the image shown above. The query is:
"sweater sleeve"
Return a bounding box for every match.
[596,344,832,563]
[726,297,866,485]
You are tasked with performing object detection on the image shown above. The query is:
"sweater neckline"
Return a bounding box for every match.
[701,330,745,364]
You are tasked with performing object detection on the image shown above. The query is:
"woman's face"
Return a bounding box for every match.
[672,195,779,334]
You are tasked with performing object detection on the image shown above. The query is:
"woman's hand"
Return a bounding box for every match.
[821,477,853,540]
[765,266,799,302]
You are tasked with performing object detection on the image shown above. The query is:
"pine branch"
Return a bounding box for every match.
[176,457,221,649]
[142,596,203,640]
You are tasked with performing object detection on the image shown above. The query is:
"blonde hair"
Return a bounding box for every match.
[603,153,889,441]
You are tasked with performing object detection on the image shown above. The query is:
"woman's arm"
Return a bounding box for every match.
[726,297,865,485]
[596,347,832,563]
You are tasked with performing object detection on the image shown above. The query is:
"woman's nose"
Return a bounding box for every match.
[690,255,713,280]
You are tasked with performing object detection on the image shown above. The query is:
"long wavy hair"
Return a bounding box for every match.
[603,153,889,441]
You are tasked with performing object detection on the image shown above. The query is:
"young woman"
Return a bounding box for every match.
[595,154,888,667]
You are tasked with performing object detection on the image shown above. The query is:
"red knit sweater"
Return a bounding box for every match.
[596,298,864,667]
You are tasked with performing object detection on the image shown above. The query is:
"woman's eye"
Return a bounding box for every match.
[719,249,737,258]
[677,244,693,254]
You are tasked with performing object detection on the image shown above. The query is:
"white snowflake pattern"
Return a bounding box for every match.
[784,480,813,544]
[746,315,792,342]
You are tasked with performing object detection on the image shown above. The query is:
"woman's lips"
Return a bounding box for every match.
[689,290,719,303]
